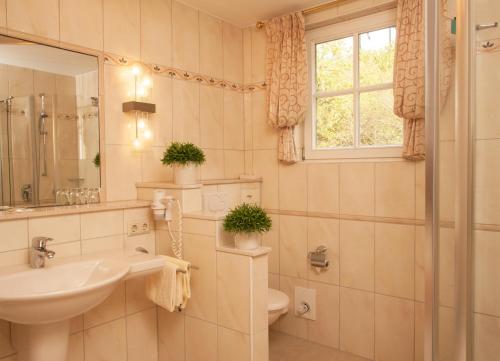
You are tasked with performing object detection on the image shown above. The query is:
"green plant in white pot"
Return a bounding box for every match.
[161,142,205,185]
[223,203,272,250]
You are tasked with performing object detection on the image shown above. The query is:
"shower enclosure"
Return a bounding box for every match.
[426,0,500,360]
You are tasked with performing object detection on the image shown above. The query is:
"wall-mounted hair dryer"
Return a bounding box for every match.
[152,190,183,259]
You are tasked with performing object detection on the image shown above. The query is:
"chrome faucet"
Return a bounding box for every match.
[30,237,55,268]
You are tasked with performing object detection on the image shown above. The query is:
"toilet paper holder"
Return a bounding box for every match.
[308,245,329,269]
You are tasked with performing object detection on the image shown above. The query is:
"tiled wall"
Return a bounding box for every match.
[0,207,157,361]
[0,0,246,202]
[242,2,428,360]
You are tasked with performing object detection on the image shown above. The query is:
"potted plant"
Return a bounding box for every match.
[223,203,272,250]
[161,142,206,185]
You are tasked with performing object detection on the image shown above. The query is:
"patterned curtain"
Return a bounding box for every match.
[394,0,453,161]
[394,0,426,160]
[265,12,308,163]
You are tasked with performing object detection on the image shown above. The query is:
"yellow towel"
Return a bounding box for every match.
[145,255,191,312]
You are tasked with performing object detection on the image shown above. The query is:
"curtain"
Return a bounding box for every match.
[394,0,453,161]
[265,12,308,163]
[394,0,426,160]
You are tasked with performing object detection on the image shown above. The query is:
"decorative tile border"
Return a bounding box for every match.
[103,53,267,93]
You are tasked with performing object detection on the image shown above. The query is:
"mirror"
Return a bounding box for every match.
[0,35,100,208]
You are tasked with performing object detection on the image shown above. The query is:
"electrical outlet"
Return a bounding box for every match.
[127,219,150,236]
[294,286,316,320]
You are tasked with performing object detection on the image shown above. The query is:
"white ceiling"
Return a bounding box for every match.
[179,0,326,27]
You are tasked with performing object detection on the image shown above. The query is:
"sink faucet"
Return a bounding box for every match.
[30,237,56,268]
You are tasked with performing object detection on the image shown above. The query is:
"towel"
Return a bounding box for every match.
[145,255,191,312]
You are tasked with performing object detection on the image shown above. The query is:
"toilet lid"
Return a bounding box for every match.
[268,288,290,311]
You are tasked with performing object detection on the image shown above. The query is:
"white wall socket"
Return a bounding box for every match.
[294,286,316,320]
[127,219,150,236]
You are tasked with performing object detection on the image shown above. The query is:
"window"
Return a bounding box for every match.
[305,12,402,159]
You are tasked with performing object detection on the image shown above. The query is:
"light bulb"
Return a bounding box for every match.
[143,129,152,139]
[142,77,152,88]
[137,87,147,98]
[132,65,140,76]
[132,138,142,149]
[138,119,146,129]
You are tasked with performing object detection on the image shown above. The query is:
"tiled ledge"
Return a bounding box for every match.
[0,200,150,221]
[136,178,262,190]
[216,245,272,258]
[183,211,226,221]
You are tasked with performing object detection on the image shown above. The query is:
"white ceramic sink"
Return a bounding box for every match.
[0,259,129,324]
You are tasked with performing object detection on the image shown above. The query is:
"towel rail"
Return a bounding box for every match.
[177,264,199,273]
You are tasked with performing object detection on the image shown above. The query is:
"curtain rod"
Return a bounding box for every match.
[255,0,359,29]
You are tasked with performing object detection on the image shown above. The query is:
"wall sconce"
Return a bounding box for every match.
[123,65,156,149]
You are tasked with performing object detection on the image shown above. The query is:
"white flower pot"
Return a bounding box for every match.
[234,232,261,250]
[173,164,199,185]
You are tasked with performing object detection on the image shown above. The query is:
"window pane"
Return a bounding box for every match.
[316,95,354,148]
[316,37,353,92]
[359,27,396,86]
[360,89,403,146]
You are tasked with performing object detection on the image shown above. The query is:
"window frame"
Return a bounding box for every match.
[304,10,402,160]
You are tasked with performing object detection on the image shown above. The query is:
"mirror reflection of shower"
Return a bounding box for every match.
[0,96,14,207]
[39,93,48,177]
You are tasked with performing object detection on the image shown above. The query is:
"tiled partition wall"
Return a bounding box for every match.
[0,0,247,202]
[0,205,157,361]
[241,1,431,361]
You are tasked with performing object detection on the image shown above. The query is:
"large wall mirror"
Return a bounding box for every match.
[0,35,101,208]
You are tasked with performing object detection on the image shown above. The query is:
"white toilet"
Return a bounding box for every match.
[268,288,289,325]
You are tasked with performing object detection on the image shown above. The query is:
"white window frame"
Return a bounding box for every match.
[304,10,402,160]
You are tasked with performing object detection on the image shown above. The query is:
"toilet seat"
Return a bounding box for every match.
[268,288,289,311]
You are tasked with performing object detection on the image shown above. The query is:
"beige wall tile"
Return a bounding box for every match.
[0,249,28,266]
[340,287,374,359]
[172,1,199,72]
[340,220,374,291]
[173,80,200,144]
[6,0,59,40]
[81,210,123,239]
[252,328,269,361]
[126,308,158,361]
[68,332,84,361]
[244,93,253,150]
[475,139,500,224]
[223,91,245,150]
[185,317,217,361]
[438,306,455,361]
[375,294,414,361]
[200,86,224,149]
[415,161,425,220]
[252,254,269,334]
[218,327,251,361]
[307,163,339,213]
[375,223,415,299]
[158,308,185,361]
[0,320,14,358]
[84,318,127,361]
[476,52,500,139]
[223,22,243,83]
[201,149,224,180]
[224,150,245,179]
[103,0,140,58]
[82,235,124,254]
[262,214,280,274]
[253,150,279,209]
[0,219,28,252]
[375,161,415,219]
[474,313,500,361]
[339,163,375,216]
[308,281,339,349]
[28,215,80,245]
[251,28,266,83]
[184,234,217,323]
[0,0,5,27]
[217,252,251,333]
[51,241,81,258]
[279,276,308,339]
[141,0,172,65]
[60,0,103,50]
[414,226,425,302]
[105,144,142,201]
[414,301,424,361]
[474,230,500,316]
[151,74,173,147]
[279,215,308,279]
[307,217,339,285]
[200,13,223,79]
[243,28,252,84]
[142,147,173,182]
[439,227,455,307]
[125,276,154,314]
[252,92,276,150]
[439,141,455,222]
[84,283,125,328]
[278,163,307,212]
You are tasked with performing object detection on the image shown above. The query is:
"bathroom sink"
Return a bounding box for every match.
[0,258,130,324]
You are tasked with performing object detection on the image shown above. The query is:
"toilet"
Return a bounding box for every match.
[268,288,289,325]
